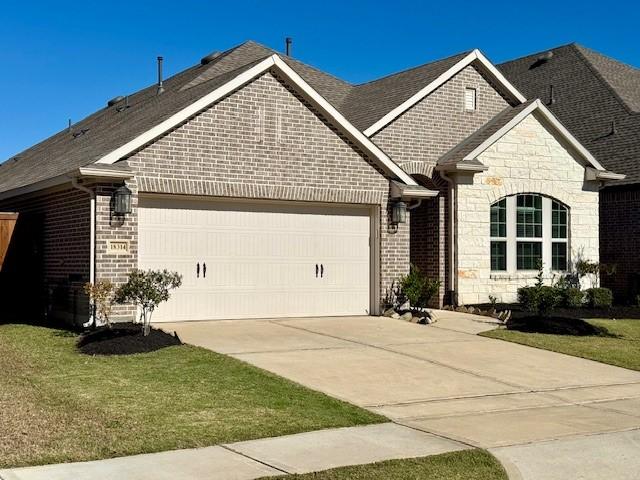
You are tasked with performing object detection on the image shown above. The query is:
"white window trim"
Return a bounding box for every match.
[491,195,569,275]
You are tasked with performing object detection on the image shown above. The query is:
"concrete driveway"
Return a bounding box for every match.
[163,312,640,479]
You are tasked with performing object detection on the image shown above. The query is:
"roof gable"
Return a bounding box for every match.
[361,49,527,136]
[438,100,623,181]
[95,54,417,186]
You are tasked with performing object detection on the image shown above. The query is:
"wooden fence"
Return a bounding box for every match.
[0,213,18,272]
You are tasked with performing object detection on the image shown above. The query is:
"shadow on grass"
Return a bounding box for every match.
[506,316,620,337]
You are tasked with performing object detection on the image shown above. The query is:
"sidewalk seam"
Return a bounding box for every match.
[219,444,291,475]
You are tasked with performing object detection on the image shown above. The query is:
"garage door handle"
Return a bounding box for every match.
[316,264,319,278]
[321,264,324,278]
[202,262,206,278]
[196,262,200,278]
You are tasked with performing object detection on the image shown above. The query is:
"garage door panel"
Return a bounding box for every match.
[139,198,371,322]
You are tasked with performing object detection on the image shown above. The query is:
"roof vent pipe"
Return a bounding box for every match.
[156,56,165,95]
[611,118,617,136]
[285,37,292,57]
[549,84,556,105]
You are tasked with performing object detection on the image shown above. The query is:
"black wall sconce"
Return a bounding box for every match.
[112,185,132,216]
[391,200,407,225]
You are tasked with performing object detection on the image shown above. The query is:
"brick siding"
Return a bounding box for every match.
[600,186,640,303]
[99,71,410,319]
[0,187,91,323]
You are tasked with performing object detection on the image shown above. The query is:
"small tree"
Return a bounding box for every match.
[84,280,115,328]
[115,269,182,336]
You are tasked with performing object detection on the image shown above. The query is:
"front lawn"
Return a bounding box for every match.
[263,450,507,480]
[482,319,640,371]
[0,324,383,468]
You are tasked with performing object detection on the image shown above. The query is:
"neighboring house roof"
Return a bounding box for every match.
[499,43,640,185]
[437,99,623,181]
[0,41,528,196]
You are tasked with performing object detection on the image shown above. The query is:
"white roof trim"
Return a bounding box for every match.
[363,49,527,137]
[0,167,134,201]
[585,167,626,181]
[77,167,134,179]
[463,99,606,171]
[96,54,417,186]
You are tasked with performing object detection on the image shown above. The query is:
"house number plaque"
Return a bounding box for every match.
[107,240,130,255]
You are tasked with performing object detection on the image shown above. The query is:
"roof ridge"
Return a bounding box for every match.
[570,44,634,115]
[354,50,472,87]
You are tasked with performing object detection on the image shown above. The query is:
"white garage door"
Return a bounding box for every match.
[138,197,372,322]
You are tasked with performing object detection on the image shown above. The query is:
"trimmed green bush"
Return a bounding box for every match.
[560,287,584,308]
[399,264,441,308]
[518,285,562,317]
[585,287,613,308]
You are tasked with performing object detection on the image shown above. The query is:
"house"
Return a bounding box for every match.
[0,41,621,325]
[500,44,640,303]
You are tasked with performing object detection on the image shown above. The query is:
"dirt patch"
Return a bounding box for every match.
[506,316,615,337]
[78,323,181,356]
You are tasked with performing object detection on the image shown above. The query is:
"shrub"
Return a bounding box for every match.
[560,287,584,308]
[518,285,562,317]
[115,269,182,336]
[84,280,115,328]
[399,264,441,308]
[585,287,613,308]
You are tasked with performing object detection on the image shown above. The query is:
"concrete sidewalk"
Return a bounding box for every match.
[0,423,467,480]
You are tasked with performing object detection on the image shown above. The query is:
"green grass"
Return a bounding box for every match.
[0,324,384,468]
[262,450,507,480]
[482,319,640,371]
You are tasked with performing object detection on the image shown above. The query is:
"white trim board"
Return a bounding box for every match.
[95,55,418,186]
[363,49,527,137]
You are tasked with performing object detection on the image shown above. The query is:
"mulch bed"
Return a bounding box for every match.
[78,323,182,356]
[506,316,614,336]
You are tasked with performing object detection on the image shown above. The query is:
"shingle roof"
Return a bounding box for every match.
[499,43,640,185]
[340,51,472,131]
[0,41,490,195]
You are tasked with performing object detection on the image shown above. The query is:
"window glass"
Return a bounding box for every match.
[490,199,507,237]
[552,242,567,271]
[491,241,507,271]
[552,201,568,239]
[517,241,542,270]
[517,194,542,238]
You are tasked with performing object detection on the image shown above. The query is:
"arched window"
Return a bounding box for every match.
[490,194,568,273]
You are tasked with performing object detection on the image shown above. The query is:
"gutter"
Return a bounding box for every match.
[70,177,96,328]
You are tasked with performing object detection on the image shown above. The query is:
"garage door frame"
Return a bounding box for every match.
[137,193,381,318]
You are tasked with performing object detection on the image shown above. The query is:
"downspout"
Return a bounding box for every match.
[439,171,457,305]
[71,177,95,327]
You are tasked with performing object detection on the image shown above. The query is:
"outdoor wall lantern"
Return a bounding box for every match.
[391,200,407,225]
[113,185,132,216]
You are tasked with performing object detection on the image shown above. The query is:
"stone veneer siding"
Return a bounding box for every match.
[600,186,640,303]
[0,187,91,323]
[100,71,408,319]
[371,65,512,305]
[456,114,600,304]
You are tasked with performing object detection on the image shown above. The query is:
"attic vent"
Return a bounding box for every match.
[529,51,554,69]
[200,52,221,65]
[107,96,125,107]
[72,128,90,138]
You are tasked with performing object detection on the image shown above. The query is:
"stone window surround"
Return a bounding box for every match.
[490,193,570,276]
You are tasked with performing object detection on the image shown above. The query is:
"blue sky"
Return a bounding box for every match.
[1,0,638,161]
